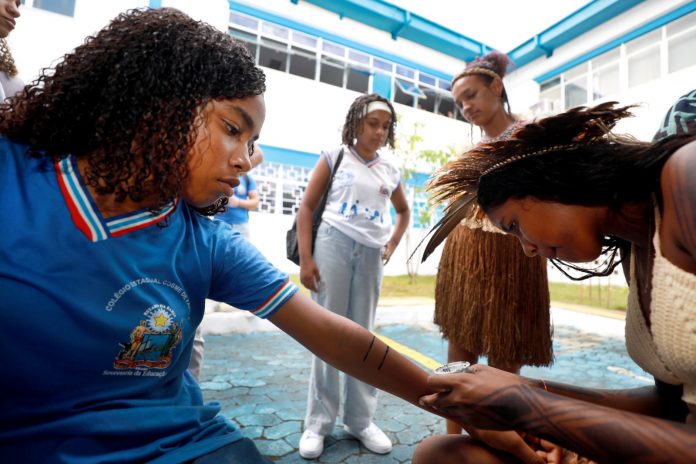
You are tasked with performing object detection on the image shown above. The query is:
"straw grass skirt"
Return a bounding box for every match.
[434,225,553,366]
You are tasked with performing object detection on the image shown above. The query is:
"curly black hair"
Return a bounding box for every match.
[341,93,396,149]
[0,8,266,212]
[0,38,17,76]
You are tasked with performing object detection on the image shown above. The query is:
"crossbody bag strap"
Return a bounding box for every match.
[314,147,344,221]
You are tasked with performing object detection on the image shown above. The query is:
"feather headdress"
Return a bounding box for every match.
[420,102,635,262]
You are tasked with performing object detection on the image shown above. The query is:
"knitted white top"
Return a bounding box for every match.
[625,208,696,405]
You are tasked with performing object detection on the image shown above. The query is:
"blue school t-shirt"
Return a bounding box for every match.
[0,139,297,463]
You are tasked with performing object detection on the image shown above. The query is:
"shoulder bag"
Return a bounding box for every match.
[285,148,344,265]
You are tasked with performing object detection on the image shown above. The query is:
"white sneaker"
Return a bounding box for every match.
[344,423,392,454]
[299,429,324,459]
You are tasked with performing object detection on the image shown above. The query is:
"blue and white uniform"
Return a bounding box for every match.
[321,145,401,248]
[303,145,401,436]
[0,138,297,463]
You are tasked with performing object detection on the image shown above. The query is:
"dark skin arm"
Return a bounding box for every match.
[270,291,437,407]
[297,156,331,292]
[420,365,696,463]
[536,377,686,420]
[658,141,696,274]
[381,183,410,264]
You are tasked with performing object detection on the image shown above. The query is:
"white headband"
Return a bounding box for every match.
[364,101,393,116]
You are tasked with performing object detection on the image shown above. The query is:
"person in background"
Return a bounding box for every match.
[0,0,23,100]
[215,147,260,239]
[430,51,552,435]
[415,102,696,463]
[296,93,410,459]
[0,9,443,463]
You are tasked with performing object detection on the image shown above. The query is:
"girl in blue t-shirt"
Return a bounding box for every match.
[0,9,441,464]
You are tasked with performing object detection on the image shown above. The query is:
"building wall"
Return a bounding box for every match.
[506,0,696,140]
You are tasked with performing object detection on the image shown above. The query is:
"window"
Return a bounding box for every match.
[591,49,619,99]
[229,28,258,57]
[395,65,415,80]
[289,46,316,80]
[419,73,437,87]
[564,63,588,108]
[347,66,370,93]
[374,58,393,72]
[418,88,436,112]
[627,29,660,87]
[438,79,451,91]
[348,50,370,66]
[258,38,288,71]
[225,15,456,117]
[261,22,289,41]
[533,14,696,113]
[322,41,345,58]
[229,12,259,31]
[33,0,74,16]
[538,77,561,114]
[667,12,696,73]
[292,31,317,50]
[320,55,344,87]
[437,95,456,118]
[668,28,696,73]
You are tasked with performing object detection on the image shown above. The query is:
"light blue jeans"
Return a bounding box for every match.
[304,222,384,434]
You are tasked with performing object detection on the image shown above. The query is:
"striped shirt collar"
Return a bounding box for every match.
[55,155,177,242]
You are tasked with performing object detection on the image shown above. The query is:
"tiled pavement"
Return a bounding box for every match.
[197,305,651,463]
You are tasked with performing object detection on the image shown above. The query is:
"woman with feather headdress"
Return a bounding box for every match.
[415,102,696,463]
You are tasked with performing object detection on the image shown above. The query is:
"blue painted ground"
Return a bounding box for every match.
[199,318,649,463]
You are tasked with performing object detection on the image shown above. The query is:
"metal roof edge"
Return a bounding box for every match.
[298,0,490,61]
[508,0,644,68]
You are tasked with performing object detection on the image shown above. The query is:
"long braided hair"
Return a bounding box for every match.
[341,93,396,149]
[426,102,695,279]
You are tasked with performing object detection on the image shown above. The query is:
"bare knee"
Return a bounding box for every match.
[414,435,500,464]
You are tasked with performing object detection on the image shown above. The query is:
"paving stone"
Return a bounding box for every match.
[265,421,301,440]
[321,439,360,462]
[237,413,282,427]
[198,380,230,390]
[221,403,256,418]
[240,425,264,440]
[256,438,295,457]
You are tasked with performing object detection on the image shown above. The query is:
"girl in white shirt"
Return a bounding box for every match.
[296,93,410,459]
